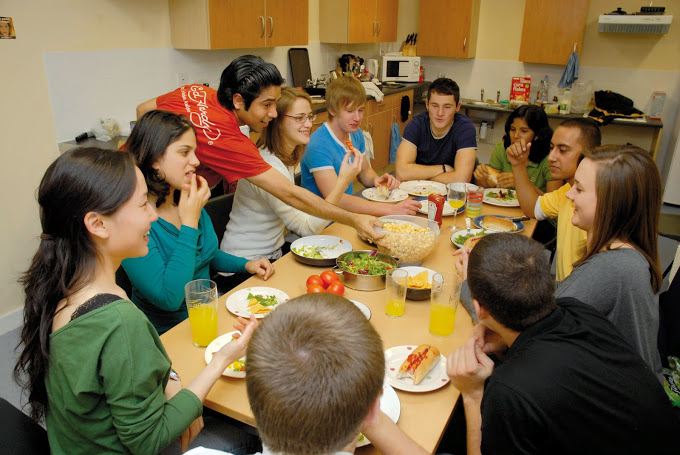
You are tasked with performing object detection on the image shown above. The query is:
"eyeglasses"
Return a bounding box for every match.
[285,113,317,123]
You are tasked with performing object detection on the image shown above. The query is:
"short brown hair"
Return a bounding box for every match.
[468,234,556,331]
[325,76,365,119]
[246,294,384,455]
[256,86,312,166]
[575,145,662,292]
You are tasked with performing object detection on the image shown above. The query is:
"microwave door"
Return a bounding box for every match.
[385,60,408,78]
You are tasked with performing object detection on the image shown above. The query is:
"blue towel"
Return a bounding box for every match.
[558,51,579,88]
[389,123,401,163]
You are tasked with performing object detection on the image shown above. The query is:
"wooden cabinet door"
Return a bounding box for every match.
[418,0,478,58]
[209,0,265,49]
[519,0,589,65]
[311,111,328,135]
[375,0,398,42]
[349,0,377,43]
[367,109,392,171]
[265,0,308,47]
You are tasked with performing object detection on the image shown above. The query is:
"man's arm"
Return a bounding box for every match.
[136,97,158,119]
[431,147,476,184]
[246,168,384,240]
[361,410,429,455]
[394,140,445,181]
[507,142,539,216]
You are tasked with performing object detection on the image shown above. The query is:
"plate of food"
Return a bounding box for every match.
[349,299,372,320]
[399,266,436,301]
[413,197,465,217]
[291,235,353,266]
[450,229,496,248]
[399,180,447,197]
[356,383,401,448]
[362,187,409,203]
[472,215,524,233]
[483,188,519,207]
[225,287,290,319]
[204,331,246,378]
[384,344,450,393]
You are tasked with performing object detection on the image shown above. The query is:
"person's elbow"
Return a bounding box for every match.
[394,161,412,182]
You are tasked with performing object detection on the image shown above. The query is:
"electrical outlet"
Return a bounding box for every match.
[176,72,188,86]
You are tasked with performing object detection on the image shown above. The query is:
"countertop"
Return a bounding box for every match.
[310,81,430,113]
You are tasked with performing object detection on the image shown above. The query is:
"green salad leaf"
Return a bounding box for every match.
[337,252,393,275]
[247,293,278,307]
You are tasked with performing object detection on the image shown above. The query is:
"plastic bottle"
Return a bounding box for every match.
[540,75,549,103]
[428,192,445,227]
[559,88,572,115]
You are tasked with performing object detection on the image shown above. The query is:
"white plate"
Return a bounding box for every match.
[384,345,450,392]
[414,197,466,216]
[349,299,372,320]
[204,331,246,378]
[399,180,447,197]
[290,235,353,266]
[450,229,496,248]
[362,187,409,203]
[356,383,401,448]
[483,188,520,207]
[225,287,290,319]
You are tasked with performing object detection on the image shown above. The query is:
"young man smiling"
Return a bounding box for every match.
[137,55,382,242]
[507,118,601,281]
[394,78,477,183]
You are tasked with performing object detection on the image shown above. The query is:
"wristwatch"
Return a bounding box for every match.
[442,164,447,174]
[169,369,181,382]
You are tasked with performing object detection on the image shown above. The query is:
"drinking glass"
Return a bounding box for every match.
[185,279,218,347]
[447,182,467,230]
[429,272,463,337]
[385,269,408,318]
[466,184,484,218]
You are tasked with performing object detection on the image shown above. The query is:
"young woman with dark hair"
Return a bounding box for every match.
[558,144,663,379]
[474,105,559,193]
[14,147,259,454]
[122,110,273,334]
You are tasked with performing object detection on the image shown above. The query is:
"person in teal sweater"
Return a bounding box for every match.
[122,110,274,334]
[14,148,260,454]
[474,105,561,194]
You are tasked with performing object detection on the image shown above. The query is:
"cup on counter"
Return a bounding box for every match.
[385,269,408,318]
[429,272,463,337]
[185,279,218,347]
[465,184,483,218]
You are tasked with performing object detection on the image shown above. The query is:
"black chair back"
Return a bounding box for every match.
[204,193,235,245]
[0,398,50,454]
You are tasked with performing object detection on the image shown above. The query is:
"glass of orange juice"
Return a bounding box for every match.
[385,269,408,318]
[184,279,218,347]
[429,272,463,337]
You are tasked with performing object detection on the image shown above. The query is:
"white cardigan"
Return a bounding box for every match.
[220,147,330,259]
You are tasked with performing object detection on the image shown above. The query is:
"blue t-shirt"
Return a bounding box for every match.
[402,112,477,166]
[300,123,366,197]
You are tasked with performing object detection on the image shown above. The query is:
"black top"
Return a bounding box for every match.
[70,293,122,320]
[481,297,677,454]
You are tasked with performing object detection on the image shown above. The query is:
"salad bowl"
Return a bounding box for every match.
[334,250,398,291]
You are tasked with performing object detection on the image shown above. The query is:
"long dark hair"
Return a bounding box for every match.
[574,145,662,293]
[14,147,137,421]
[125,110,194,207]
[503,105,553,164]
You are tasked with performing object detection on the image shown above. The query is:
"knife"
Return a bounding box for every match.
[413,33,417,44]
[465,217,472,236]
[507,216,530,222]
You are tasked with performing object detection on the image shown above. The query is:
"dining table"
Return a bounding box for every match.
[160,195,536,454]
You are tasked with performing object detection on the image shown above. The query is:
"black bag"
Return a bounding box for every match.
[588,90,644,125]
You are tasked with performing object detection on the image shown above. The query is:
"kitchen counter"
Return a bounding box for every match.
[310,81,430,114]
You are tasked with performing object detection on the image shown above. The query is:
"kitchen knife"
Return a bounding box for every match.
[507,216,530,222]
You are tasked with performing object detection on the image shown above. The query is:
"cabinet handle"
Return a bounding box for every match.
[368,123,374,135]
[377,102,386,108]
[268,16,274,38]
[393,114,397,123]
[259,16,265,38]
[463,37,467,52]
[377,20,381,36]
[372,20,376,36]
[313,121,323,126]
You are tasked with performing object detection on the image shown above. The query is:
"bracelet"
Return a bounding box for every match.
[169,369,181,382]
[442,164,447,174]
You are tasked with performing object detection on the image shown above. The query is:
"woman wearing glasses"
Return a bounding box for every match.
[220,87,362,261]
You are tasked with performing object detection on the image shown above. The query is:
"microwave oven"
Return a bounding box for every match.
[381,56,421,82]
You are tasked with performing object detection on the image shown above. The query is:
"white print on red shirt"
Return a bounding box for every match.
[181,85,222,145]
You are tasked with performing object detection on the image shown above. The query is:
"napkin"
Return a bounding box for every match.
[362,81,384,102]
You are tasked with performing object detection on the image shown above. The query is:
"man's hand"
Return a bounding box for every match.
[506,140,531,167]
[452,247,472,280]
[215,315,259,365]
[353,214,385,245]
[387,199,421,216]
[496,172,515,188]
[447,337,495,398]
[374,173,400,190]
[472,323,508,356]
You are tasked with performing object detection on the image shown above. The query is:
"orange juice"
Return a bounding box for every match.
[188,303,217,347]
[448,200,465,210]
[429,303,456,336]
[386,299,405,318]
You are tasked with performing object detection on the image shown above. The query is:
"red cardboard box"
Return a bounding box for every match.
[510,76,532,106]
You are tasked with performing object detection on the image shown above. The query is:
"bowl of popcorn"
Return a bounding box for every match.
[375,215,440,266]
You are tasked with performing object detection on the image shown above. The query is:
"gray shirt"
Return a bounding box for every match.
[556,248,663,380]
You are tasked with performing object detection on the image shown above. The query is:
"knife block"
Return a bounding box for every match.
[399,42,417,57]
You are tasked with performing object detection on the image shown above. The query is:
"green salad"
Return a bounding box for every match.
[486,189,516,201]
[454,230,489,245]
[337,251,394,275]
[292,243,339,259]
[247,293,278,307]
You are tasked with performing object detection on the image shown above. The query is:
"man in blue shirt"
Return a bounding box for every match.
[395,78,477,183]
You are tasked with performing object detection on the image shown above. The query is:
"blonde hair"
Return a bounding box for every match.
[325,76,366,119]
[246,294,384,455]
[256,86,312,166]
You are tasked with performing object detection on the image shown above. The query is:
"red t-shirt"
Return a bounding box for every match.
[156,84,271,186]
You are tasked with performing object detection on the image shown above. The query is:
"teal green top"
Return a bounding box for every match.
[488,142,553,192]
[46,299,203,454]
[123,209,248,334]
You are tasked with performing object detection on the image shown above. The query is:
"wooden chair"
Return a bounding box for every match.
[0,398,50,454]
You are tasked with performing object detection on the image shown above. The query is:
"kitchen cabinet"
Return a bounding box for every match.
[319,0,398,44]
[417,0,480,58]
[311,111,329,135]
[168,0,308,50]
[518,0,589,65]
[362,90,414,170]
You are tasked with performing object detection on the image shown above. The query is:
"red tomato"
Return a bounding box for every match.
[306,275,324,288]
[307,283,326,294]
[320,270,339,288]
[326,280,345,296]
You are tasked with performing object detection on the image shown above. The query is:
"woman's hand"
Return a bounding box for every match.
[337,149,363,188]
[178,174,211,229]
[245,258,274,281]
[452,247,471,280]
[496,172,515,188]
[473,164,492,188]
[214,315,259,366]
